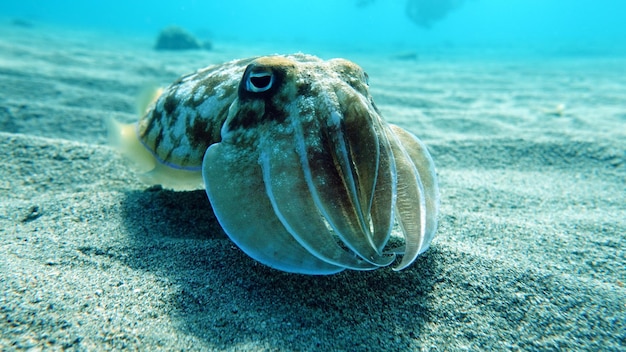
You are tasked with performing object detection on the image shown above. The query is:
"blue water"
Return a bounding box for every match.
[2,0,626,54]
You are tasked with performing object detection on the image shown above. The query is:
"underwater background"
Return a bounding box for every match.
[2,0,626,55]
[1,1,625,351]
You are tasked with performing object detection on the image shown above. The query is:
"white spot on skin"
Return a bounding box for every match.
[196,96,221,118]
[194,86,206,102]
[330,111,342,126]
[176,81,195,101]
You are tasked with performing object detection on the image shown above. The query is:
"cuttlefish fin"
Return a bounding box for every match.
[106,117,156,172]
[106,87,203,190]
[135,85,164,117]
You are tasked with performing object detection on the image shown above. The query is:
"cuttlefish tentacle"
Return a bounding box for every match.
[368,116,398,253]
[384,124,439,270]
[294,109,396,267]
[292,109,395,268]
[389,124,439,251]
[384,124,427,270]
[260,133,383,271]
[334,88,400,254]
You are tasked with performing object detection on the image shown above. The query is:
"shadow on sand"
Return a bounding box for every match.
[118,186,440,350]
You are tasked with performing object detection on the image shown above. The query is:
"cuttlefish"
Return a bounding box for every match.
[109,53,439,274]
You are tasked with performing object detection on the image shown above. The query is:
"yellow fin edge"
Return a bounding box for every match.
[106,117,204,191]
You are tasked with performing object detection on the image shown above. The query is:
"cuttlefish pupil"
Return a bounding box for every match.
[109,53,439,275]
[246,71,274,93]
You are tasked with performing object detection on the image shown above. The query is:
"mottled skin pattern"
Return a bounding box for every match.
[137,55,375,171]
[125,53,439,274]
[138,57,254,170]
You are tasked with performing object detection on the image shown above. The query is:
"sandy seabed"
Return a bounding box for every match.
[1,22,625,351]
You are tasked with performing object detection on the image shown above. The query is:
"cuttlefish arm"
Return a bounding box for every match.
[203,119,438,274]
[203,139,348,274]
[385,124,439,270]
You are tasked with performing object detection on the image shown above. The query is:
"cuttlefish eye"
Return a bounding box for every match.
[246,69,274,93]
